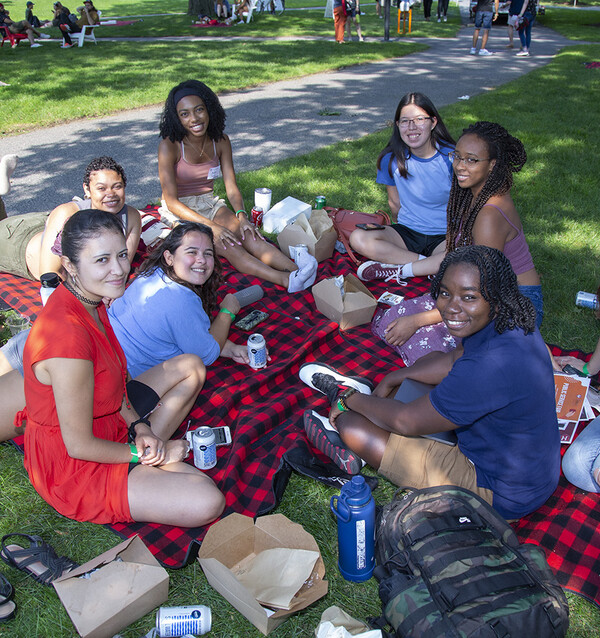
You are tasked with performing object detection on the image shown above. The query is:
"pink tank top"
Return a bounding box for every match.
[175,140,220,197]
[485,204,535,275]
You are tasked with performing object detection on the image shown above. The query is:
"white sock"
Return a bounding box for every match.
[287,258,317,293]
[401,262,414,278]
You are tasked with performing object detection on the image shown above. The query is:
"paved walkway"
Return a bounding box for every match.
[0,22,576,215]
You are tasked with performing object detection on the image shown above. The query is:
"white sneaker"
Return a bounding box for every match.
[30,43,42,47]
[443,15,447,21]
[39,33,51,39]
[437,16,441,21]
[478,48,493,56]
[469,47,477,55]
[516,49,530,56]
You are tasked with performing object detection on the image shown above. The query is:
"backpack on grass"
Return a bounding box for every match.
[373,486,569,638]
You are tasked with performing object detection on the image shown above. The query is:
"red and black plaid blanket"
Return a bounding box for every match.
[2,252,599,607]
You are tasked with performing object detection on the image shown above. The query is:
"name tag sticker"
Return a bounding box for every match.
[208,165,222,180]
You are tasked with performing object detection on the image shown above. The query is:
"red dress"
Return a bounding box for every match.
[20,284,133,524]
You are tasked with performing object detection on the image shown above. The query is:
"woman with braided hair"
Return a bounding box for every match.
[300,246,559,520]
[381,121,542,350]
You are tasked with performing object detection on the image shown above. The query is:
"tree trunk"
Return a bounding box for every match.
[188,0,215,17]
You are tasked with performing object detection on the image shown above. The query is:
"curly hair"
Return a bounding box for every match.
[377,92,455,179]
[446,121,527,252]
[83,157,127,188]
[159,80,226,143]
[430,245,536,334]
[62,209,125,265]
[137,222,222,316]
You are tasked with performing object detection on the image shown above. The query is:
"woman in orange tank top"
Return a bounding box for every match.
[158,80,317,294]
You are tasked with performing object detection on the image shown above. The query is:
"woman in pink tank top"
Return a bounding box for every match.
[158,80,317,294]
[377,122,544,355]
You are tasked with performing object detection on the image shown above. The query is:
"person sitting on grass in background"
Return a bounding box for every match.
[158,79,317,293]
[18,210,224,527]
[350,92,454,285]
[25,1,48,28]
[300,246,560,521]
[109,222,249,378]
[379,121,543,351]
[0,156,141,282]
[0,1,50,47]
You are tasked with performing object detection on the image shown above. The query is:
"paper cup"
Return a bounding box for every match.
[254,188,272,214]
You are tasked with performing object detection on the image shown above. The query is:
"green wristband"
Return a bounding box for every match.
[583,363,590,377]
[236,209,247,218]
[129,442,140,464]
[337,398,348,412]
[219,308,236,321]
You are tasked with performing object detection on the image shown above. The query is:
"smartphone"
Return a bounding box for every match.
[235,309,269,331]
[356,222,385,231]
[562,364,588,378]
[212,425,232,446]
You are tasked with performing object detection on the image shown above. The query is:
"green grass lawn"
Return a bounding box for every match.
[0,38,426,135]
[538,6,600,40]
[1,38,600,637]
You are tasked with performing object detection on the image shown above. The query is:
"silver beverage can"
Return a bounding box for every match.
[575,291,599,310]
[248,333,267,370]
[156,605,211,637]
[186,427,216,470]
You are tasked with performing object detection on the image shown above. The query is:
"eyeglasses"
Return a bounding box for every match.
[449,152,491,166]
[398,116,432,128]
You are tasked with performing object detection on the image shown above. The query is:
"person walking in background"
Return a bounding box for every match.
[423,0,433,21]
[513,0,536,56]
[470,0,499,56]
[345,0,364,41]
[437,0,449,22]
[333,0,347,42]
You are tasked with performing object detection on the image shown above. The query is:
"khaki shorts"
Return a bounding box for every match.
[379,433,494,506]
[159,192,227,225]
[0,213,48,280]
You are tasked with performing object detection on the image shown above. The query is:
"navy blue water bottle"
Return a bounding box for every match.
[330,475,375,582]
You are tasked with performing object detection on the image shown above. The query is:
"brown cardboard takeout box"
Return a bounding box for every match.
[53,536,169,638]
[197,513,328,635]
[277,212,337,263]
[312,273,377,330]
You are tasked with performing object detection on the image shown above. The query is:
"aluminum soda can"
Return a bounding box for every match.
[251,205,264,227]
[315,195,326,210]
[575,291,599,310]
[186,427,217,470]
[247,333,267,370]
[156,605,211,637]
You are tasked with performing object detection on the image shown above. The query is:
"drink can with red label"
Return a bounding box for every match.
[251,206,263,227]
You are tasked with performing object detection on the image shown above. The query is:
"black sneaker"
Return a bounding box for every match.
[299,362,373,405]
[303,410,363,475]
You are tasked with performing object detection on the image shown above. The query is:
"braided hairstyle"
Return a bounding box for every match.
[159,80,226,143]
[377,92,455,179]
[431,245,536,334]
[138,222,223,317]
[445,121,527,252]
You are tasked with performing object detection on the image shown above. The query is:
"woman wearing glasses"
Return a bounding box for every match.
[350,92,455,283]
[375,121,543,354]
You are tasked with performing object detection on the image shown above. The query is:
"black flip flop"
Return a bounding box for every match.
[0,573,15,622]
[0,533,79,587]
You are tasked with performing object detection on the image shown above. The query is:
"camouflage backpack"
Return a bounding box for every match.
[373,486,569,638]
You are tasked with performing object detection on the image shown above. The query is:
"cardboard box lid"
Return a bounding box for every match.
[312,274,377,329]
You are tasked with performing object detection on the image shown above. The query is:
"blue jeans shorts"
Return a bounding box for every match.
[518,284,544,329]
[475,10,493,29]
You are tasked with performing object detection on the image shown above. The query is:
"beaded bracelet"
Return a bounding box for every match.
[129,443,140,464]
[336,387,357,412]
[219,308,236,321]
